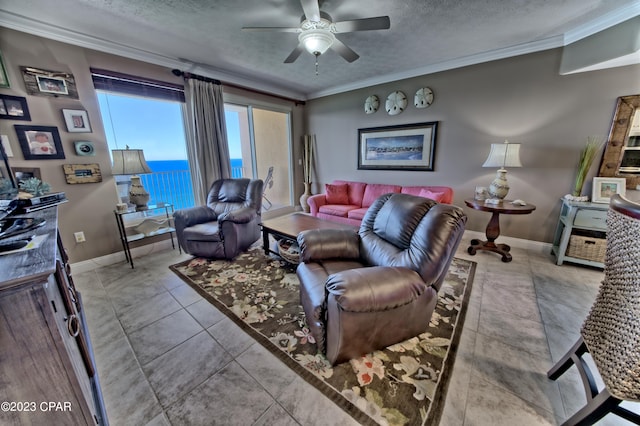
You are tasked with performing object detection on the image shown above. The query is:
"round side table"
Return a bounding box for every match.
[464,198,536,262]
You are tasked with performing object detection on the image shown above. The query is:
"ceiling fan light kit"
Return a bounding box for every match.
[299,29,335,55]
[242,0,390,68]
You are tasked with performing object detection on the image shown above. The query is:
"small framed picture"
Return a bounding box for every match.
[0,95,31,121]
[62,109,91,132]
[0,50,9,89]
[62,163,102,184]
[592,177,626,203]
[20,66,79,99]
[12,167,42,182]
[14,125,65,160]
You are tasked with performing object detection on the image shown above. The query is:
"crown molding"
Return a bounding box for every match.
[2,3,638,101]
[307,35,564,99]
[0,11,308,101]
[563,2,640,44]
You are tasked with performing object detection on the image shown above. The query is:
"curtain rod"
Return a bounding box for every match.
[171,69,305,106]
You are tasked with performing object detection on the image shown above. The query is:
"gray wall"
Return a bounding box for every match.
[305,49,640,243]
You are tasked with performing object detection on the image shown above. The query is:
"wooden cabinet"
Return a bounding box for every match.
[551,199,608,268]
[0,207,107,425]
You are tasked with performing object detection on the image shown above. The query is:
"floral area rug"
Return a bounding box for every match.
[170,247,475,425]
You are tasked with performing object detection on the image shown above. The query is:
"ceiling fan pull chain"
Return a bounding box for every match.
[315,52,320,75]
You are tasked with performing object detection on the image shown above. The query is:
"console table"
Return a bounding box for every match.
[551,198,607,268]
[114,203,179,268]
[464,198,536,262]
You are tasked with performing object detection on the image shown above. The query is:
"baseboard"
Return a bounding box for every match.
[70,238,176,273]
[70,229,551,273]
[462,230,552,254]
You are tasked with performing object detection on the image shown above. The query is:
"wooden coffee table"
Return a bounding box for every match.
[261,213,356,257]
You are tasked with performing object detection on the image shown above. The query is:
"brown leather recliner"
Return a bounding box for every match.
[173,178,263,259]
[296,192,467,365]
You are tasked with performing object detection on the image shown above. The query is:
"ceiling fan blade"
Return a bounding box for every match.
[330,38,359,63]
[333,16,391,33]
[300,0,321,22]
[284,43,305,63]
[242,27,300,33]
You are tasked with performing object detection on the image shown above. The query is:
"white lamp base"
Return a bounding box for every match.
[489,169,510,199]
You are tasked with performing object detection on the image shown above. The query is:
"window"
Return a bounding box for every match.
[92,69,194,209]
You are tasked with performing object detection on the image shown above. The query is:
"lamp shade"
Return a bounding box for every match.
[111,148,152,175]
[482,140,522,169]
[299,29,335,55]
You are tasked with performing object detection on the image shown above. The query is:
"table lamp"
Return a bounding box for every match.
[111,146,152,211]
[482,140,522,200]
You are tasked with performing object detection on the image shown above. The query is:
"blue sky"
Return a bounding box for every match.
[97,92,242,161]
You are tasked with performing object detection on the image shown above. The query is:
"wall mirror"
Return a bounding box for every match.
[598,94,640,189]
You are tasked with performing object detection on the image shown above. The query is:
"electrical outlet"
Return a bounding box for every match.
[74,232,86,243]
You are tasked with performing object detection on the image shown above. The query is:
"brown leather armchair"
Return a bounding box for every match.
[296,193,467,365]
[173,178,263,259]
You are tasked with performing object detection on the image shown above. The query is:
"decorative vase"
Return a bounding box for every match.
[488,169,510,199]
[300,182,311,213]
[129,175,150,211]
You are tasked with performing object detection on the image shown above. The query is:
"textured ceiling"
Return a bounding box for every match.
[1,0,639,99]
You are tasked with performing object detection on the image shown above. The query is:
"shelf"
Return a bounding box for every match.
[125,227,176,242]
[114,203,179,268]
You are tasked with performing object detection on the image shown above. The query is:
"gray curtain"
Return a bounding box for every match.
[183,79,231,205]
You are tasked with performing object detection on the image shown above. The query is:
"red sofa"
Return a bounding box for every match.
[307,180,454,226]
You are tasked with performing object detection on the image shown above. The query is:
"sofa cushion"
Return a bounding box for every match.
[362,184,402,207]
[319,204,359,218]
[418,188,446,202]
[325,183,349,204]
[347,207,369,221]
[334,180,367,206]
[401,186,454,204]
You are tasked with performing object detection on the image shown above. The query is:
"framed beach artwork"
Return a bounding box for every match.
[358,122,438,171]
[592,177,626,203]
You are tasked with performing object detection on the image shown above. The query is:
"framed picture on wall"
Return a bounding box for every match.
[62,109,91,132]
[592,177,626,203]
[14,125,65,160]
[12,167,41,183]
[0,50,9,89]
[357,122,438,171]
[0,95,31,121]
[20,66,79,99]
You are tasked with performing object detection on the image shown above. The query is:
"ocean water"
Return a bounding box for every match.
[141,159,243,209]
[146,159,243,174]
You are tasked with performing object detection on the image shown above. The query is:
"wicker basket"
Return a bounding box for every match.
[276,239,301,264]
[566,234,606,263]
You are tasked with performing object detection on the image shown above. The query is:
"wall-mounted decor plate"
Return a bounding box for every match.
[74,141,95,156]
[385,91,407,115]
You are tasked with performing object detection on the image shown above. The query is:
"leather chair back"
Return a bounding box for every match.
[206,178,262,216]
[359,193,466,290]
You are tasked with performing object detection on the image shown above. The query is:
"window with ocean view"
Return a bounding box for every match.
[97,92,195,209]
[94,69,293,213]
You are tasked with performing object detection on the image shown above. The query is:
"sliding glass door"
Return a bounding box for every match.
[225,104,292,211]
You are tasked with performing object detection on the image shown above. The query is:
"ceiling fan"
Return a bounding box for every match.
[242,0,390,64]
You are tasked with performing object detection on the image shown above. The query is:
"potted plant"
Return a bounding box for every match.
[568,137,602,201]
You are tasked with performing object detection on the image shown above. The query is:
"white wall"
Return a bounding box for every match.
[305,48,640,243]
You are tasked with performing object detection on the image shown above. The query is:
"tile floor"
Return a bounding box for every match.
[73,235,639,425]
